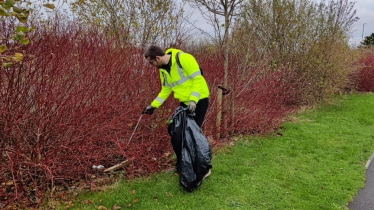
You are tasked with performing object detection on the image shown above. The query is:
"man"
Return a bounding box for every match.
[143,45,212,182]
[142,45,210,128]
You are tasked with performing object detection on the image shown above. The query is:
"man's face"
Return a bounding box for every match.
[147,56,161,68]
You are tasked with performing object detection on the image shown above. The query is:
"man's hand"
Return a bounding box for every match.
[142,106,155,115]
[188,101,196,113]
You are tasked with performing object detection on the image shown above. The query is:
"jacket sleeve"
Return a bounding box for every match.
[151,72,172,108]
[179,53,206,103]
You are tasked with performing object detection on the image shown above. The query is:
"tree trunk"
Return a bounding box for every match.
[221,13,230,138]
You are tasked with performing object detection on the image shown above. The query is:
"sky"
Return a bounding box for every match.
[349,0,374,45]
[185,0,374,47]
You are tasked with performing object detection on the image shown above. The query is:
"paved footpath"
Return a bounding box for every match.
[349,154,374,210]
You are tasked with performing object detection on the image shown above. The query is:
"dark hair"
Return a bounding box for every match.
[144,45,165,60]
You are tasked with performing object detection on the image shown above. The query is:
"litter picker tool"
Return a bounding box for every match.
[127,114,143,146]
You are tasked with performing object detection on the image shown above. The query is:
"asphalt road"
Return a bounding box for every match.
[348,154,374,210]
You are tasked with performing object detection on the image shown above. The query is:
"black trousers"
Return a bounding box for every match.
[180,98,209,127]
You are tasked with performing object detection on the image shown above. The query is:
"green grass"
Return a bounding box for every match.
[61,93,374,210]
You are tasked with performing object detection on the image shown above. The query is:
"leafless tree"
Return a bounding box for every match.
[70,0,193,48]
[186,0,244,138]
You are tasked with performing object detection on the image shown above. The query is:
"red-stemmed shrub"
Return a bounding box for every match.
[351,52,374,92]
[0,21,175,207]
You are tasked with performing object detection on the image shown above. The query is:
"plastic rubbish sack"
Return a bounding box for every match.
[168,106,212,192]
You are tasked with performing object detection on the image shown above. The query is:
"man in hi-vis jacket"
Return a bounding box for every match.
[143,45,212,180]
[143,45,210,128]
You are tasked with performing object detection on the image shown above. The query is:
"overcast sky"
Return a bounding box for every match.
[350,0,374,45]
[186,0,373,46]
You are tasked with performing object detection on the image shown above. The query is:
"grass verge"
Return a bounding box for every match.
[59,93,374,210]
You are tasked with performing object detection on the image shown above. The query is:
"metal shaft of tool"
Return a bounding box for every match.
[127,114,143,146]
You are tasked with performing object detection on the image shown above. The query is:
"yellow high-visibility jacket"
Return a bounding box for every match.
[151,48,210,108]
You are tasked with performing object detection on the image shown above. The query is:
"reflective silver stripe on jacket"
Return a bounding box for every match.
[162,72,168,86]
[155,96,165,104]
[189,71,201,79]
[176,52,185,80]
[191,91,200,98]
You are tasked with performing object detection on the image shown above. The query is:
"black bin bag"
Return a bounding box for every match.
[168,106,212,192]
